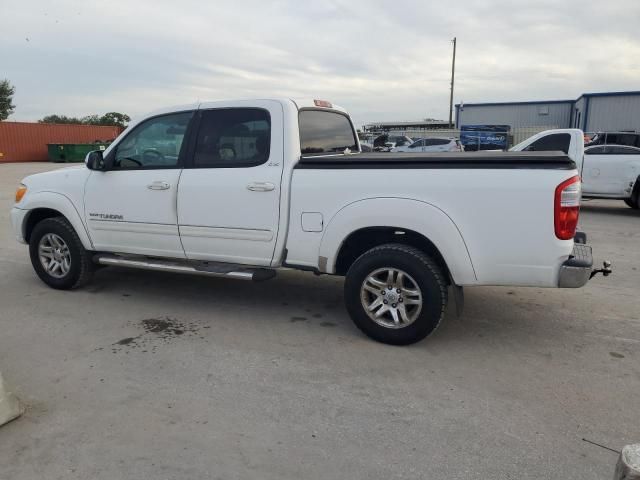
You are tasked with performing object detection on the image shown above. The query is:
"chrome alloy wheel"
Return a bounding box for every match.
[38,233,71,278]
[360,267,423,329]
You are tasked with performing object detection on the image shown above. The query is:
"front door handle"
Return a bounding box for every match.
[247,182,275,192]
[147,181,171,190]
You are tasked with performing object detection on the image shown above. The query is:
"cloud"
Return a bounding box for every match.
[2,0,639,125]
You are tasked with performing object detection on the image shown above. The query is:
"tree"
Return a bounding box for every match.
[39,112,130,127]
[99,112,130,128]
[0,79,16,121]
[39,114,83,124]
[80,114,102,125]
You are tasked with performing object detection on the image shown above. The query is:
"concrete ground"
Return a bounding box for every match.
[0,162,638,480]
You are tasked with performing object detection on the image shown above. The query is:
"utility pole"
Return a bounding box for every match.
[448,37,457,128]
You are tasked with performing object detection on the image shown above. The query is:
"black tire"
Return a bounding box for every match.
[626,180,640,209]
[624,197,639,209]
[29,217,94,290]
[344,244,448,345]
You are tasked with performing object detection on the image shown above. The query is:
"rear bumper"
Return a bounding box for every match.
[558,243,593,288]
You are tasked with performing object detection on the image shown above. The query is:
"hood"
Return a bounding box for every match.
[21,164,91,193]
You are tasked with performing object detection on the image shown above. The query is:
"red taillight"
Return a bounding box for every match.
[554,175,581,240]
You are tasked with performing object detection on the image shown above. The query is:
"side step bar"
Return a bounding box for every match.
[94,254,276,282]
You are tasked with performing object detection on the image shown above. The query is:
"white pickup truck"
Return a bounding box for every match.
[511,129,640,208]
[10,98,609,345]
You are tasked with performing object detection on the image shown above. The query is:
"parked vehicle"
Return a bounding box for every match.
[586,132,640,149]
[511,129,640,209]
[11,99,608,345]
[359,143,374,152]
[373,134,413,151]
[391,138,463,153]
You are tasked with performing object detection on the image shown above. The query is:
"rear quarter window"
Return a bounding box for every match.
[299,110,358,155]
[524,133,571,154]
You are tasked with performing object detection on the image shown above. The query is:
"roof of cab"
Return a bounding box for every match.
[193,97,347,113]
[134,98,347,125]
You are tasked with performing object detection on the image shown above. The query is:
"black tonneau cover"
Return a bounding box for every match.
[296,151,576,170]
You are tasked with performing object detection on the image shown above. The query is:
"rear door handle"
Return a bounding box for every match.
[147,181,171,190]
[247,182,275,192]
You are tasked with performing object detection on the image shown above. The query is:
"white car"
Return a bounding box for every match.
[374,134,413,151]
[511,129,640,209]
[10,98,607,345]
[583,143,640,209]
[391,138,462,153]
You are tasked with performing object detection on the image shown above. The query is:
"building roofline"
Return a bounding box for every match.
[456,99,573,108]
[577,90,640,100]
[457,90,640,109]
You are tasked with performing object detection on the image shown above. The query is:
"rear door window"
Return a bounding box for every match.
[524,133,571,154]
[607,146,640,155]
[192,108,271,168]
[299,110,358,155]
[604,133,640,147]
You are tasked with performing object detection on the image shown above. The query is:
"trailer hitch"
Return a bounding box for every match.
[590,261,612,279]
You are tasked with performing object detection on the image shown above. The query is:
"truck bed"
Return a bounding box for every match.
[287,150,579,287]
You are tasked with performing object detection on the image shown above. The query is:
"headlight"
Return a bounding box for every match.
[15,184,27,203]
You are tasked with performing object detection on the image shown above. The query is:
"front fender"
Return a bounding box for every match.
[319,197,477,285]
[18,191,94,250]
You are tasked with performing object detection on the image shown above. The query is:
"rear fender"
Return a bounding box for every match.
[319,197,477,285]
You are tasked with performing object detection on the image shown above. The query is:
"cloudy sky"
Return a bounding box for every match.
[2,0,639,126]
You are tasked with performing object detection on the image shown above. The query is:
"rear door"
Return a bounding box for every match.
[177,101,284,266]
[584,145,640,196]
[422,139,438,152]
[432,138,452,152]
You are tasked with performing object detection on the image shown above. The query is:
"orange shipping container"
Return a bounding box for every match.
[0,122,124,163]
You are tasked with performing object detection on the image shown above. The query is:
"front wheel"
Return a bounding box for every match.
[344,244,448,345]
[624,197,639,209]
[29,217,94,290]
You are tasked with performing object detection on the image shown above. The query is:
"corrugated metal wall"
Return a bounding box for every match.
[457,102,573,129]
[586,95,640,132]
[572,97,586,129]
[0,122,123,162]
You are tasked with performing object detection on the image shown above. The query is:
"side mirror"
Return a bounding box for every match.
[85,150,105,171]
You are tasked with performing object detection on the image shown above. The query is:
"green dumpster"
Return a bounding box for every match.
[47,143,109,163]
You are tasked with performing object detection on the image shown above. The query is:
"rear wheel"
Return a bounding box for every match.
[344,244,448,345]
[624,197,639,209]
[29,217,94,290]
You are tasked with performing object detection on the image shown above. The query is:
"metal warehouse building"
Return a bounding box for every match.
[455,90,640,133]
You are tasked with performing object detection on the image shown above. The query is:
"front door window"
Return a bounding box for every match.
[113,112,192,169]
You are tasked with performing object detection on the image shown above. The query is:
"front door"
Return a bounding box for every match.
[177,101,284,266]
[84,111,194,257]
